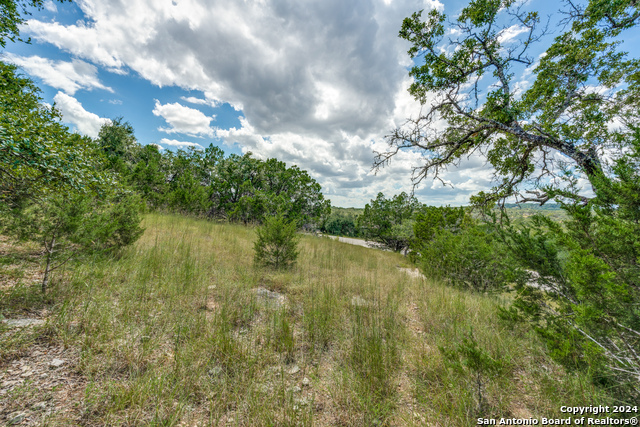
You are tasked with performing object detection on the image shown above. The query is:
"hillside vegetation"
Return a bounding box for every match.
[0,214,610,426]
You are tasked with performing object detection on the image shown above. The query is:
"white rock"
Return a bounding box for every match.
[2,318,44,328]
[254,287,286,308]
[301,377,311,387]
[49,358,65,368]
[287,386,302,394]
[208,366,223,377]
[287,365,300,375]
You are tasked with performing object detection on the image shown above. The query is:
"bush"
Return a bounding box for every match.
[500,204,640,401]
[411,206,523,292]
[498,131,640,401]
[2,190,144,293]
[358,192,421,252]
[253,213,299,269]
[417,225,524,293]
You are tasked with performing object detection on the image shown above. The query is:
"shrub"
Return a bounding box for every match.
[417,225,523,293]
[411,206,523,292]
[498,131,640,401]
[253,213,299,269]
[2,190,144,293]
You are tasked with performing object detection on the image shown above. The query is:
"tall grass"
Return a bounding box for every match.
[1,213,613,425]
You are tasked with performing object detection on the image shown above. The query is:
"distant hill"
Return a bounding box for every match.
[501,203,567,222]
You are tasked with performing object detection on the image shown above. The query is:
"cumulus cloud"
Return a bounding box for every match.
[2,53,112,95]
[158,138,204,150]
[43,0,57,13]
[497,24,529,44]
[152,100,214,137]
[53,92,110,137]
[180,95,219,108]
[22,0,507,206]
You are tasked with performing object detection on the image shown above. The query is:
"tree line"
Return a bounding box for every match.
[96,119,330,227]
[1,63,329,294]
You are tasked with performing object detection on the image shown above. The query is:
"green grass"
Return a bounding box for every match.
[0,213,613,425]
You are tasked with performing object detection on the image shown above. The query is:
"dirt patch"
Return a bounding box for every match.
[0,342,86,426]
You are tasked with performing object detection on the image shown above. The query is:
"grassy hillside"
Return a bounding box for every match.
[1,214,611,426]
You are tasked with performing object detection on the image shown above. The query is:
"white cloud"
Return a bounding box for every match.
[2,53,112,95]
[158,138,204,150]
[22,0,509,207]
[53,92,110,137]
[152,100,214,137]
[180,95,219,108]
[497,25,529,44]
[43,0,57,13]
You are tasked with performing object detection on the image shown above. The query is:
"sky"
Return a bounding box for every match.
[3,0,636,207]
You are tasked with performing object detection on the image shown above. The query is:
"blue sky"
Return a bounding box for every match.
[3,0,637,207]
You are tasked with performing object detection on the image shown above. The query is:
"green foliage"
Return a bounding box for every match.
[253,213,300,269]
[415,220,523,293]
[413,205,468,243]
[1,65,143,293]
[357,192,420,251]
[0,62,113,207]
[320,207,363,237]
[0,0,70,47]
[93,119,330,226]
[210,153,330,227]
[379,0,640,206]
[378,0,639,402]
[411,206,524,292]
[96,117,139,175]
[440,329,504,414]
[323,216,357,236]
[4,190,143,292]
[500,132,640,401]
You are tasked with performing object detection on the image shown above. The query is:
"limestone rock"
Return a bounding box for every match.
[49,358,65,368]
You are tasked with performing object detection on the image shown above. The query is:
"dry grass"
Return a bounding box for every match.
[0,214,612,426]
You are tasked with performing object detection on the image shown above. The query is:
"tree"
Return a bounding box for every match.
[357,192,420,252]
[376,0,639,207]
[5,190,143,293]
[500,131,640,401]
[1,62,113,208]
[411,206,523,292]
[95,117,139,176]
[209,153,330,226]
[413,205,468,243]
[129,144,168,208]
[0,0,70,48]
[0,2,144,294]
[254,212,300,269]
[378,0,640,400]
[164,147,210,214]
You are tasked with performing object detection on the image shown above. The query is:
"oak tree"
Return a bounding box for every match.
[377,0,639,206]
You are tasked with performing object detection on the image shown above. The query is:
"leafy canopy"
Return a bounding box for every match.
[0,62,114,208]
[377,0,640,207]
[357,192,421,252]
[0,0,70,47]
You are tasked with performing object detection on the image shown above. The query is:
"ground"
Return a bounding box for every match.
[0,215,612,426]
